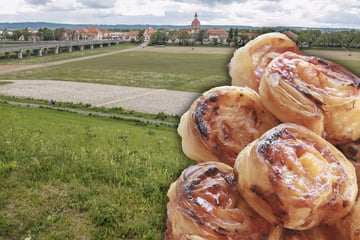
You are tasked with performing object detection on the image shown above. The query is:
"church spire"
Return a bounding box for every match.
[191,12,201,34]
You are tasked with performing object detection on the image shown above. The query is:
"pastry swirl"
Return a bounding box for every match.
[229,32,301,91]
[234,123,358,230]
[336,197,360,240]
[177,86,279,166]
[258,51,360,144]
[165,162,272,240]
[337,139,360,162]
[268,224,342,240]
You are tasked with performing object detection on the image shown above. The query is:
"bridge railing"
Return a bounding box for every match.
[0,39,122,54]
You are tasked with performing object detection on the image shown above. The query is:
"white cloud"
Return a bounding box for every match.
[0,0,358,28]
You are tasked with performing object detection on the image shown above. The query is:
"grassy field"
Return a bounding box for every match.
[0,47,233,93]
[0,101,191,239]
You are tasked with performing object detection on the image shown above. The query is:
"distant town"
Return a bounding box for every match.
[0,13,359,49]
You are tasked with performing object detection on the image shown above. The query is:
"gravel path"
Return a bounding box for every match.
[0,46,222,115]
[0,80,200,115]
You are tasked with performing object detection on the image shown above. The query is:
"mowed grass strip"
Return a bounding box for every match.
[0,102,192,239]
[0,50,233,93]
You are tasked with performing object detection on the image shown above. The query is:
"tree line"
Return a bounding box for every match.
[227,28,360,48]
[297,29,360,48]
[2,26,360,49]
[149,27,360,48]
[0,27,75,41]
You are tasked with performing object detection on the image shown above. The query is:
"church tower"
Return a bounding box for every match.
[191,12,201,34]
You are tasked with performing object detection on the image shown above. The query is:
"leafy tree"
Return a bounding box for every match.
[11,30,21,40]
[149,31,168,45]
[315,33,330,47]
[176,30,191,45]
[212,37,218,45]
[256,27,274,34]
[298,30,321,47]
[1,28,11,39]
[228,28,234,42]
[21,27,32,41]
[137,29,145,43]
[38,28,55,41]
[237,31,248,47]
[198,29,206,44]
[234,28,239,38]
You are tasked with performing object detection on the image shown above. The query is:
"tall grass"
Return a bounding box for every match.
[0,102,192,239]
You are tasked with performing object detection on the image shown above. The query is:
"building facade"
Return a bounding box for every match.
[191,12,201,34]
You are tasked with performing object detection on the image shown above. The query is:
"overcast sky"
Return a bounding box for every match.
[0,0,359,29]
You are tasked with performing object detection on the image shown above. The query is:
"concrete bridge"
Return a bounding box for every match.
[0,39,122,59]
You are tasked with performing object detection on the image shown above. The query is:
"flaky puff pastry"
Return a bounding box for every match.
[258,51,360,144]
[165,162,272,240]
[337,139,360,162]
[177,86,279,166]
[337,140,360,193]
[229,32,301,91]
[268,224,342,240]
[234,123,358,231]
[335,197,360,240]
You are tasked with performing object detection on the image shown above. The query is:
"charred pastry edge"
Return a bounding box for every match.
[193,88,262,141]
[256,127,293,162]
[182,165,236,202]
[194,100,209,139]
[178,163,240,237]
[193,90,221,140]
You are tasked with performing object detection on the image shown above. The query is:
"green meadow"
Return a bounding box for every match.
[0,102,191,239]
[0,46,359,239]
[0,49,233,93]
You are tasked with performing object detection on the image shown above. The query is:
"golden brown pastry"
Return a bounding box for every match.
[165,162,272,240]
[177,86,279,166]
[234,123,358,231]
[258,51,360,144]
[229,32,301,91]
[268,224,342,240]
[337,139,360,162]
[335,197,360,240]
[337,140,360,192]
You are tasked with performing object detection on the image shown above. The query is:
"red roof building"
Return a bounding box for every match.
[126,30,140,41]
[203,29,228,44]
[144,26,155,41]
[75,27,103,40]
